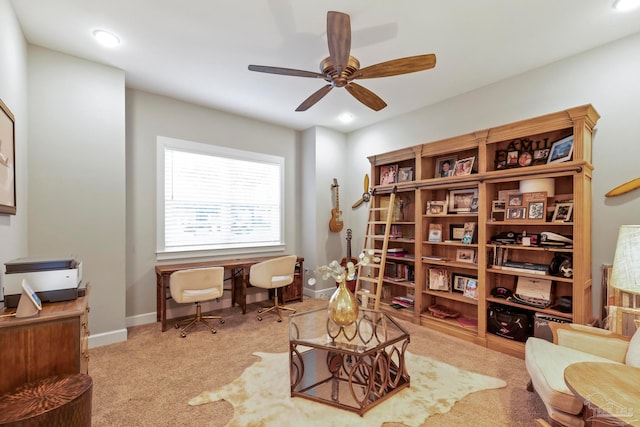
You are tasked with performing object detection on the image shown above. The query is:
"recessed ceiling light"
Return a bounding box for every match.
[338,113,354,124]
[93,30,120,48]
[613,0,640,11]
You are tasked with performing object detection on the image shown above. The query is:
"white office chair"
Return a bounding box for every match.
[249,255,297,322]
[169,267,225,337]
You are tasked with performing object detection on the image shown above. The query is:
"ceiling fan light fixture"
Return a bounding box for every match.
[338,112,354,124]
[613,0,640,11]
[93,29,120,48]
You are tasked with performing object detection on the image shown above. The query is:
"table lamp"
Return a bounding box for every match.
[610,225,640,295]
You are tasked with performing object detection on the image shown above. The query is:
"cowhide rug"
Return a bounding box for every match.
[189,351,506,426]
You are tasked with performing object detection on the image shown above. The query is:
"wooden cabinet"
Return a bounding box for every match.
[281,258,304,303]
[368,105,599,357]
[0,287,91,395]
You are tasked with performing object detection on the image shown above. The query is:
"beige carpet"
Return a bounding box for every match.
[189,351,506,426]
[89,298,548,426]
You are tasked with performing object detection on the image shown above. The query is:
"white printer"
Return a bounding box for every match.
[3,257,83,308]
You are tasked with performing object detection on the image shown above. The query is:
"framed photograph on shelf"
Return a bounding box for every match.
[463,279,479,300]
[461,222,476,244]
[552,202,574,222]
[428,268,450,291]
[452,275,472,293]
[0,98,16,215]
[547,135,574,164]
[523,191,547,221]
[448,188,478,213]
[506,150,519,167]
[435,155,457,178]
[397,166,413,182]
[507,193,523,207]
[426,200,448,216]
[449,223,466,241]
[452,156,475,176]
[379,164,398,185]
[491,200,506,221]
[533,148,550,164]
[518,151,533,167]
[428,223,443,243]
[492,200,506,212]
[497,189,520,202]
[506,207,526,220]
[456,248,475,264]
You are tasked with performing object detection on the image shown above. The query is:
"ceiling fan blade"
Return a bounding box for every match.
[363,174,369,193]
[345,82,387,111]
[295,85,333,111]
[352,54,436,79]
[327,11,351,72]
[248,65,325,79]
[352,198,365,209]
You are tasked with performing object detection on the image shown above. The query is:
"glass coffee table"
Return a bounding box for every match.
[289,308,410,416]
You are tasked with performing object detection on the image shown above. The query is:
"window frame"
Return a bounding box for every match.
[156,136,285,261]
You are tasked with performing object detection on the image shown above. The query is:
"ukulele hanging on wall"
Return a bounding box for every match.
[329,178,344,232]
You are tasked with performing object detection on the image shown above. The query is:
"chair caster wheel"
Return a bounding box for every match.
[220,319,225,324]
[212,330,217,334]
[257,316,262,321]
[175,324,180,329]
[277,319,282,323]
[181,332,187,338]
[258,308,263,313]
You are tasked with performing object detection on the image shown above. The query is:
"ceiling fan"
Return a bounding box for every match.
[248,11,436,112]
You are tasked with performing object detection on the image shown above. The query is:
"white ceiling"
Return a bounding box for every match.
[10,0,640,132]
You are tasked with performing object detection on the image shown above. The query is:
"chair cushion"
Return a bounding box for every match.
[525,337,621,415]
[626,326,640,367]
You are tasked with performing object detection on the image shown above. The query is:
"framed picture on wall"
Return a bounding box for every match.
[0,98,16,215]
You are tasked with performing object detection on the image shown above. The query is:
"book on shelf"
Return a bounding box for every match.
[457,317,478,329]
[392,295,415,308]
[422,255,449,261]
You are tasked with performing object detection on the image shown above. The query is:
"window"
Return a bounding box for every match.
[157,136,284,259]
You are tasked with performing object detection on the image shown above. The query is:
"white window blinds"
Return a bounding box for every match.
[157,137,284,256]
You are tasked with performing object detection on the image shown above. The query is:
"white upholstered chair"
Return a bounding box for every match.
[525,321,639,426]
[249,255,297,322]
[169,267,225,337]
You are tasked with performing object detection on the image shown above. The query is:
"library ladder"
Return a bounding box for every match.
[354,187,396,310]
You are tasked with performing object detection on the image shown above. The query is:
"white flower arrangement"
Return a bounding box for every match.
[308,249,380,286]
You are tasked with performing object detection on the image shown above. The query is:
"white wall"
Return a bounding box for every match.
[301,127,348,297]
[0,0,28,298]
[346,33,640,318]
[27,46,127,344]
[125,89,302,320]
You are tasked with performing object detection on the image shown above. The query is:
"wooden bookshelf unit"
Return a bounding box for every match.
[367,105,599,357]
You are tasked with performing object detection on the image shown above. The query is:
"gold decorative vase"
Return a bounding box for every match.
[328,279,359,326]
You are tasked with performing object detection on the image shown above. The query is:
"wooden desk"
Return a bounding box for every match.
[0,288,91,395]
[564,362,640,427]
[155,256,303,332]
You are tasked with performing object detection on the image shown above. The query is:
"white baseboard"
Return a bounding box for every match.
[89,328,128,349]
[90,289,273,348]
[304,287,333,300]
